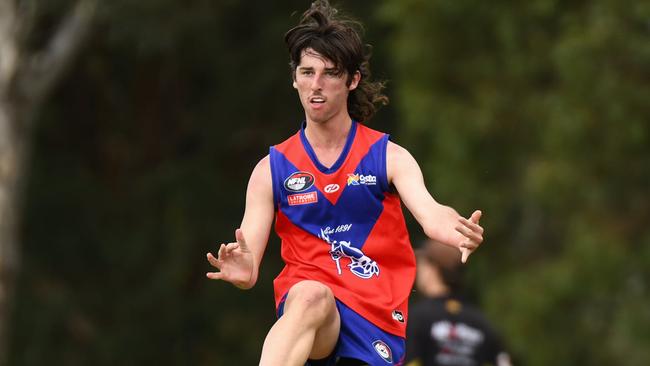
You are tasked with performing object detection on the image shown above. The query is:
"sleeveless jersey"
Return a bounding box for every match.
[269,121,416,337]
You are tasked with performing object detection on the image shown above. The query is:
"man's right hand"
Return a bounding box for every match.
[206,228,255,289]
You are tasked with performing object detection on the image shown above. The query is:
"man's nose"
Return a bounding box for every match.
[311,74,324,90]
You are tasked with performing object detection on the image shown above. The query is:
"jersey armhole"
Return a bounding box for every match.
[268,146,281,212]
[379,134,391,193]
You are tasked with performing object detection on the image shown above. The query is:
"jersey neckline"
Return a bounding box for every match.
[299,120,358,174]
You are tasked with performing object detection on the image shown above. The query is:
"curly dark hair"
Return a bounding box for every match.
[284,0,388,122]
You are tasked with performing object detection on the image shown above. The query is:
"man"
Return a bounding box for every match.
[405,241,512,366]
[206,1,484,365]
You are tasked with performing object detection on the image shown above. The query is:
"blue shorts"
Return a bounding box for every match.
[278,295,405,365]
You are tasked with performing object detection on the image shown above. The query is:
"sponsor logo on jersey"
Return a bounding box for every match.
[372,340,393,363]
[392,310,405,323]
[324,183,340,193]
[284,171,315,192]
[431,320,485,364]
[287,191,318,206]
[431,321,484,345]
[347,173,377,186]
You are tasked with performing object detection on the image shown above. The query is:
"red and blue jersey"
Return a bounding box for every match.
[269,121,416,337]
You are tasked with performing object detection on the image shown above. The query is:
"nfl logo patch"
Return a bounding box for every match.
[372,340,393,363]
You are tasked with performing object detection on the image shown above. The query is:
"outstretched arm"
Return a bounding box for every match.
[206,155,275,288]
[387,142,483,263]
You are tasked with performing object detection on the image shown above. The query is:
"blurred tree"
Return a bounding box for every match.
[0,0,96,364]
[379,0,650,365]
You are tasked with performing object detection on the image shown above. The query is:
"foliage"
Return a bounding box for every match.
[11,0,307,365]
[8,0,650,365]
[379,0,650,364]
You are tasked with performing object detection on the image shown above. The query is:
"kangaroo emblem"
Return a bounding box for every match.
[319,229,380,279]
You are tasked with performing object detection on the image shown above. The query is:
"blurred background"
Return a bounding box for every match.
[1,0,649,365]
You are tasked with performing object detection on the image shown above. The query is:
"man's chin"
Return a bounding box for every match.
[306,113,331,124]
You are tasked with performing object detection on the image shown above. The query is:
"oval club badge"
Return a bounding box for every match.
[284,171,315,192]
[372,340,393,363]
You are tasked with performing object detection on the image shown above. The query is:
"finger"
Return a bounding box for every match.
[206,252,221,268]
[456,226,483,243]
[225,242,240,254]
[459,217,484,235]
[235,228,249,250]
[461,248,470,263]
[217,243,227,260]
[469,210,482,224]
[206,271,224,280]
[460,241,479,250]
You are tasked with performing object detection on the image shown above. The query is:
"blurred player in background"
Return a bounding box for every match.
[405,240,511,366]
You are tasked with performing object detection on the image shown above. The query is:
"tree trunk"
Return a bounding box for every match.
[0,101,23,366]
[0,1,96,362]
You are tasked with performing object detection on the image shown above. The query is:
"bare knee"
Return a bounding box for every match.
[279,281,340,360]
[285,281,336,325]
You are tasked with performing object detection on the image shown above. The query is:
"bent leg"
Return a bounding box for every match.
[259,281,341,366]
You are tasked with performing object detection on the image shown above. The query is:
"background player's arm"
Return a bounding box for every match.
[387,141,483,262]
[206,155,275,288]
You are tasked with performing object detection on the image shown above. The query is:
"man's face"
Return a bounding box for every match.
[415,257,437,293]
[293,48,360,124]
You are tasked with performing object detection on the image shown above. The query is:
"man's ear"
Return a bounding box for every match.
[292,80,298,89]
[348,70,361,91]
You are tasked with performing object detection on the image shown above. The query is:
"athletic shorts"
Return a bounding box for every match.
[278,294,405,365]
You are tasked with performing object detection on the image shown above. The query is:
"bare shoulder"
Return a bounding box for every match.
[248,155,272,189]
[387,140,406,155]
[253,155,270,171]
[387,140,417,168]
[387,141,419,182]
